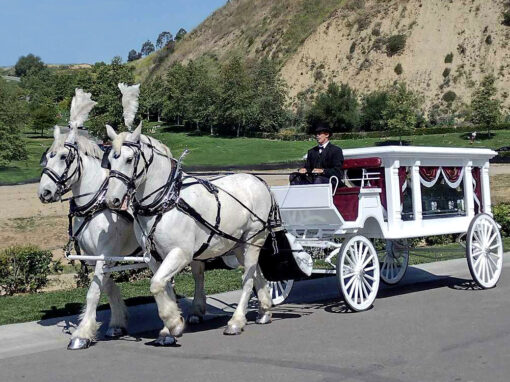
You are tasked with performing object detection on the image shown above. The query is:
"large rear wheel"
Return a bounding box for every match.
[466,213,503,289]
[337,235,380,311]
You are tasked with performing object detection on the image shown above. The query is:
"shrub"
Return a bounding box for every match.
[503,11,510,26]
[0,246,52,295]
[386,34,406,56]
[394,63,403,75]
[493,203,510,237]
[485,35,492,45]
[442,90,457,103]
[444,52,454,63]
[442,68,451,78]
[425,235,455,246]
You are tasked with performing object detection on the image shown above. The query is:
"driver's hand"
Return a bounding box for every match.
[298,168,307,174]
[312,168,324,174]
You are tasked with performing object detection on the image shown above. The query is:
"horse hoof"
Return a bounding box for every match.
[154,335,177,347]
[105,327,127,338]
[187,315,203,325]
[170,317,185,337]
[256,313,272,325]
[67,337,91,350]
[223,324,243,335]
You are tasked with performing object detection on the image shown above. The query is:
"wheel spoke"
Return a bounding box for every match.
[486,255,497,276]
[362,276,373,292]
[343,272,355,278]
[473,253,484,268]
[360,246,369,265]
[486,231,498,247]
[364,273,375,281]
[352,279,358,301]
[362,253,373,268]
[344,275,356,290]
[364,265,375,272]
[358,282,365,304]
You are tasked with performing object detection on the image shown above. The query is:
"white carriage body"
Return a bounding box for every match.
[271,146,497,240]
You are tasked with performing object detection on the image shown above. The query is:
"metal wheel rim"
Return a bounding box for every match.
[467,214,503,289]
[338,236,380,311]
[268,279,294,305]
[379,239,409,285]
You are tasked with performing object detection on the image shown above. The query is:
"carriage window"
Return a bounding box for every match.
[419,167,465,218]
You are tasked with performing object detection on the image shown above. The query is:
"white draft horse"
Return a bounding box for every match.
[38,89,140,350]
[104,123,274,346]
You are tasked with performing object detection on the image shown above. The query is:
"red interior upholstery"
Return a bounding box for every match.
[333,187,361,221]
[332,157,383,221]
[342,157,382,169]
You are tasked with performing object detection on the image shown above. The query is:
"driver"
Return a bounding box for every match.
[290,123,344,185]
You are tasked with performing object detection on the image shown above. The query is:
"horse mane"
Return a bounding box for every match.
[50,129,104,160]
[112,133,172,158]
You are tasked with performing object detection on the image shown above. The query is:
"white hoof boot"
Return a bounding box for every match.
[170,317,185,337]
[187,315,203,325]
[223,323,243,335]
[105,327,127,338]
[154,335,177,347]
[67,337,91,350]
[256,312,272,325]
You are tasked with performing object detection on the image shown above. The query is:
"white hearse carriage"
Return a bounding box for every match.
[268,146,502,310]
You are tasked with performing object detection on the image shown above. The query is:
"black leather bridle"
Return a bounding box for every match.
[108,140,155,203]
[40,143,82,197]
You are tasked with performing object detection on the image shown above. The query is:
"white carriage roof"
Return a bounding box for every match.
[343,146,497,161]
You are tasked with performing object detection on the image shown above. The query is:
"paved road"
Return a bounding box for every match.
[1,256,509,382]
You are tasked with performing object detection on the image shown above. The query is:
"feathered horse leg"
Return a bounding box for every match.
[68,261,107,350]
[187,260,206,325]
[103,277,128,338]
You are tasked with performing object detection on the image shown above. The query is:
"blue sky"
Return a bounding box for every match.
[0,0,227,67]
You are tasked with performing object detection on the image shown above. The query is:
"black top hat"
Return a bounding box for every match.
[313,122,332,136]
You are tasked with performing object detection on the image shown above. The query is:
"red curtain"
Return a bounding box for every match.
[419,166,440,182]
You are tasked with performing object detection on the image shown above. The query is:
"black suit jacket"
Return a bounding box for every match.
[305,142,344,180]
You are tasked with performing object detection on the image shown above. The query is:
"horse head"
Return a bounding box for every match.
[104,122,145,210]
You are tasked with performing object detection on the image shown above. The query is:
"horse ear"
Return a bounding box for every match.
[106,125,117,141]
[66,127,77,144]
[53,125,61,141]
[131,121,142,142]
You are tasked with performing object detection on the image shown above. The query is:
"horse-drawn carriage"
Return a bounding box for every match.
[39,87,503,349]
[266,146,503,311]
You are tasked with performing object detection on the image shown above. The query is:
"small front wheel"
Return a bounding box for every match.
[337,235,380,311]
[466,213,503,289]
[267,279,294,305]
[379,239,409,285]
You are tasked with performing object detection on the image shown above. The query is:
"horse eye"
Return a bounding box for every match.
[49,152,56,158]
[60,154,67,160]
[113,153,120,159]
[127,157,133,163]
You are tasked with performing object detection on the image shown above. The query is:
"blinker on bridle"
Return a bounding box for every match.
[108,140,154,202]
[40,142,81,197]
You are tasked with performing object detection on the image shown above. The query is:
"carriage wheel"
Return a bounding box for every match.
[337,235,380,311]
[379,239,409,285]
[466,213,503,289]
[268,280,294,305]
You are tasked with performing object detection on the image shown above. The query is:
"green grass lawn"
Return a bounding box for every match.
[0,268,243,326]
[1,129,509,185]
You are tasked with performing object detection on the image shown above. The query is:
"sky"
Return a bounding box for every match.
[0,0,227,67]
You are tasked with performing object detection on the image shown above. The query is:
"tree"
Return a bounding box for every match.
[175,28,187,41]
[14,54,45,77]
[88,57,135,138]
[163,62,189,126]
[156,31,173,49]
[139,78,166,122]
[218,56,253,137]
[360,90,389,131]
[0,79,28,165]
[141,40,155,56]
[382,82,422,142]
[470,74,502,135]
[31,101,57,137]
[127,49,140,62]
[251,58,287,133]
[307,83,360,133]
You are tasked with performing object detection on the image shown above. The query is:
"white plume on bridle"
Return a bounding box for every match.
[69,89,97,129]
[118,83,140,131]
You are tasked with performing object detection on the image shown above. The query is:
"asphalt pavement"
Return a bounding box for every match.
[1,254,509,382]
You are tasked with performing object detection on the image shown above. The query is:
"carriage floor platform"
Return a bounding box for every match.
[1,252,509,360]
